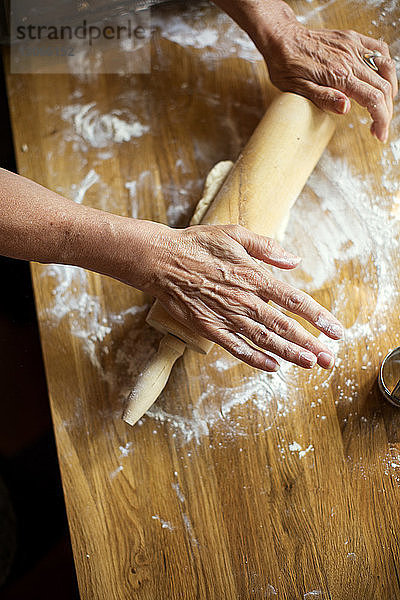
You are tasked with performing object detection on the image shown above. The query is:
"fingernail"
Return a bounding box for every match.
[299,351,317,368]
[280,249,301,263]
[336,97,350,114]
[328,323,344,339]
[267,358,280,372]
[315,316,344,339]
[376,128,388,143]
[283,255,302,266]
[317,351,335,369]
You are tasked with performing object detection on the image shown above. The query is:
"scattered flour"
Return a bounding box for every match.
[391,139,400,162]
[296,0,338,24]
[151,515,175,531]
[151,2,260,62]
[209,355,238,372]
[289,441,302,452]
[118,442,133,458]
[72,169,99,204]
[61,102,149,150]
[147,359,293,444]
[125,180,138,218]
[110,465,123,479]
[279,151,399,297]
[299,445,314,459]
[42,265,112,371]
[297,0,399,25]
[42,263,148,377]
[289,442,314,459]
[182,513,199,547]
[172,479,185,504]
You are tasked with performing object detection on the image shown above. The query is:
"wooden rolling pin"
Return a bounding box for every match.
[123,92,336,426]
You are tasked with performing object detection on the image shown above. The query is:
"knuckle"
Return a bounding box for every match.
[237,267,261,289]
[260,276,275,298]
[224,289,248,311]
[214,329,235,352]
[242,297,262,318]
[321,91,336,105]
[264,237,276,255]
[225,338,237,353]
[247,323,272,348]
[332,65,352,82]
[270,315,292,337]
[369,88,385,106]
[286,292,308,313]
[279,344,296,362]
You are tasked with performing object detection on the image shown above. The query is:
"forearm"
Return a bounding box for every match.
[212,0,298,54]
[0,168,163,292]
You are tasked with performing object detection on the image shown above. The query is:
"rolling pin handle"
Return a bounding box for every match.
[123,333,186,427]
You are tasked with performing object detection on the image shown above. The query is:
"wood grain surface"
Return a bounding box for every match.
[4,0,400,598]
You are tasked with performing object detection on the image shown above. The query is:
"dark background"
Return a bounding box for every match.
[0,56,79,599]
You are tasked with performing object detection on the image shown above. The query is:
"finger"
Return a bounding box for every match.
[374,55,399,99]
[353,62,393,123]
[357,33,391,58]
[287,79,351,115]
[243,301,336,369]
[341,75,390,141]
[356,34,398,97]
[235,315,321,369]
[225,225,301,269]
[207,327,280,372]
[259,277,344,340]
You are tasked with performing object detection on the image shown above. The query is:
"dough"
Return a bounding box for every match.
[190,161,234,226]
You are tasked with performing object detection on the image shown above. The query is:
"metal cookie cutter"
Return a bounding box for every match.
[378,347,400,407]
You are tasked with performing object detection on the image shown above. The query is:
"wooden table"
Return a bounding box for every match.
[4,0,400,598]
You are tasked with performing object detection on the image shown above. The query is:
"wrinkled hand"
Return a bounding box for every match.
[263,24,398,142]
[147,224,343,372]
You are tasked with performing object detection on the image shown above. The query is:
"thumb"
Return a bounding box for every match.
[295,80,351,114]
[227,225,301,269]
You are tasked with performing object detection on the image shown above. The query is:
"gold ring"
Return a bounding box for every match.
[362,51,382,72]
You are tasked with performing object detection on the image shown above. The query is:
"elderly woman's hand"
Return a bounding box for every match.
[213,0,398,142]
[263,23,398,142]
[138,223,343,372]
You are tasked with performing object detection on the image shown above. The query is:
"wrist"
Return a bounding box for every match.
[251,1,301,57]
[61,205,172,294]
